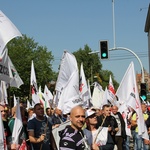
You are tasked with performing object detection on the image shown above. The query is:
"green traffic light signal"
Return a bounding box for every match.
[141,95,147,101]
[102,53,107,57]
[140,83,147,101]
[100,40,109,59]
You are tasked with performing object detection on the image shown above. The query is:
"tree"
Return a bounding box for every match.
[73,44,119,90]
[100,70,119,90]
[7,34,56,100]
[73,44,102,84]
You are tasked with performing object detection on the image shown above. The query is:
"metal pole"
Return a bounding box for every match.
[112,0,116,48]
[110,47,145,83]
[88,47,145,83]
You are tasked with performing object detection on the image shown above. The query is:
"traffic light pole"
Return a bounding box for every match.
[109,47,145,83]
[89,46,145,83]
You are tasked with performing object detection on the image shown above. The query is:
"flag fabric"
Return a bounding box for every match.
[108,75,116,105]
[52,91,61,108]
[26,100,33,111]
[118,103,132,137]
[13,95,17,107]
[91,82,104,109]
[30,60,40,105]
[43,85,53,107]
[52,120,71,149]
[0,110,7,150]
[0,48,13,83]
[0,81,8,105]
[108,75,116,95]
[12,99,23,145]
[87,80,92,100]
[55,51,79,93]
[79,63,91,108]
[38,86,45,105]
[57,51,81,114]
[8,56,23,88]
[116,62,149,139]
[101,87,111,106]
[0,10,22,55]
[19,140,27,150]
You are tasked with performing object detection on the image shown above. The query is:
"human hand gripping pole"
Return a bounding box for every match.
[40,120,48,150]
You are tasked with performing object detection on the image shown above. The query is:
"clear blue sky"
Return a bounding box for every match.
[0,0,150,83]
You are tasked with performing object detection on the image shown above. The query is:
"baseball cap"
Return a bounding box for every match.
[85,108,96,118]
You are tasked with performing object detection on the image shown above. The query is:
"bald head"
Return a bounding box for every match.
[111,105,118,115]
[70,105,85,130]
[70,105,84,116]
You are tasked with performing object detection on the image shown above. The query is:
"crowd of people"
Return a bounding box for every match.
[0,101,150,150]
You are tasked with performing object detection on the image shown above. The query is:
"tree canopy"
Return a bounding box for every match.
[8,34,56,99]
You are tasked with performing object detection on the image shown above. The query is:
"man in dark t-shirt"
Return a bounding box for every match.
[27,103,53,150]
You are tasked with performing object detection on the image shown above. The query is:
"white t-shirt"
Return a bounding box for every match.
[83,127,108,146]
[111,113,121,136]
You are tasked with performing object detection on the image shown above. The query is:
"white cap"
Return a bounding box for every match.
[85,108,96,118]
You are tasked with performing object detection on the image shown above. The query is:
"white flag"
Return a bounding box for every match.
[38,86,45,105]
[57,51,81,114]
[116,62,149,139]
[0,81,8,105]
[12,99,23,145]
[108,75,116,104]
[55,51,78,92]
[0,10,22,55]
[30,60,40,105]
[0,48,13,83]
[79,63,91,108]
[52,91,61,108]
[91,82,104,109]
[43,85,53,109]
[8,56,23,88]
[44,85,53,103]
[101,87,111,106]
[0,111,7,150]
[13,95,17,107]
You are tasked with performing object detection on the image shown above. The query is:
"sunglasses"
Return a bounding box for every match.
[88,114,96,118]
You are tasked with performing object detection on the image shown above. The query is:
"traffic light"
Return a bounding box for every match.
[140,83,147,101]
[100,40,109,59]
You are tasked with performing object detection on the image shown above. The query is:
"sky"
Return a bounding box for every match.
[0,0,150,83]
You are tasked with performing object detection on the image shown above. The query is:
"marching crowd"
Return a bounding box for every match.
[1,101,150,150]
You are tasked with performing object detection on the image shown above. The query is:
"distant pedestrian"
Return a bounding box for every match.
[111,105,127,150]
[51,107,63,128]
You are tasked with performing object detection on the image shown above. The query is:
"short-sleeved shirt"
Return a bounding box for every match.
[132,113,149,133]
[59,125,87,150]
[27,117,52,150]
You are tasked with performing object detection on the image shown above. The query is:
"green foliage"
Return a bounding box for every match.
[100,70,119,91]
[73,44,102,82]
[73,44,119,91]
[7,34,56,98]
